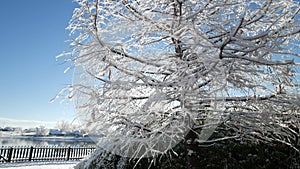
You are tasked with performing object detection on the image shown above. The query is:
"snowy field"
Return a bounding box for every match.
[0,161,78,169]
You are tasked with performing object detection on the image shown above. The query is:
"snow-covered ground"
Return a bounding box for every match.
[0,131,98,147]
[0,161,78,169]
[0,131,98,142]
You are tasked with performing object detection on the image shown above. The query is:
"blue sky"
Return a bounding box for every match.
[0,0,78,128]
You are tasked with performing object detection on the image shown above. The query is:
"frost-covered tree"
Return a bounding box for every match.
[56,120,73,132]
[57,0,300,167]
[36,126,49,136]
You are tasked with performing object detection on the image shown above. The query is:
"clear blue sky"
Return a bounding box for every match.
[0,0,78,127]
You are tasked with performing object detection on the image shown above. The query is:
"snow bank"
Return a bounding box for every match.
[0,161,78,169]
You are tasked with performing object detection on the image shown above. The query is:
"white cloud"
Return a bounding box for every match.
[0,117,56,129]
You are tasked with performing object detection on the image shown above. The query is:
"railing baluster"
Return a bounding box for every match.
[7,147,13,163]
[66,147,70,161]
[50,147,54,161]
[28,146,33,161]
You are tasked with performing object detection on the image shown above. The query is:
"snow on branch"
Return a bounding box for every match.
[58,0,300,162]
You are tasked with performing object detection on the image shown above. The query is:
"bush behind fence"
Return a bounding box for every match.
[0,146,96,163]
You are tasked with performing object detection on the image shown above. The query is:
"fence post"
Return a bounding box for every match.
[66,147,71,161]
[7,147,13,163]
[28,146,33,161]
